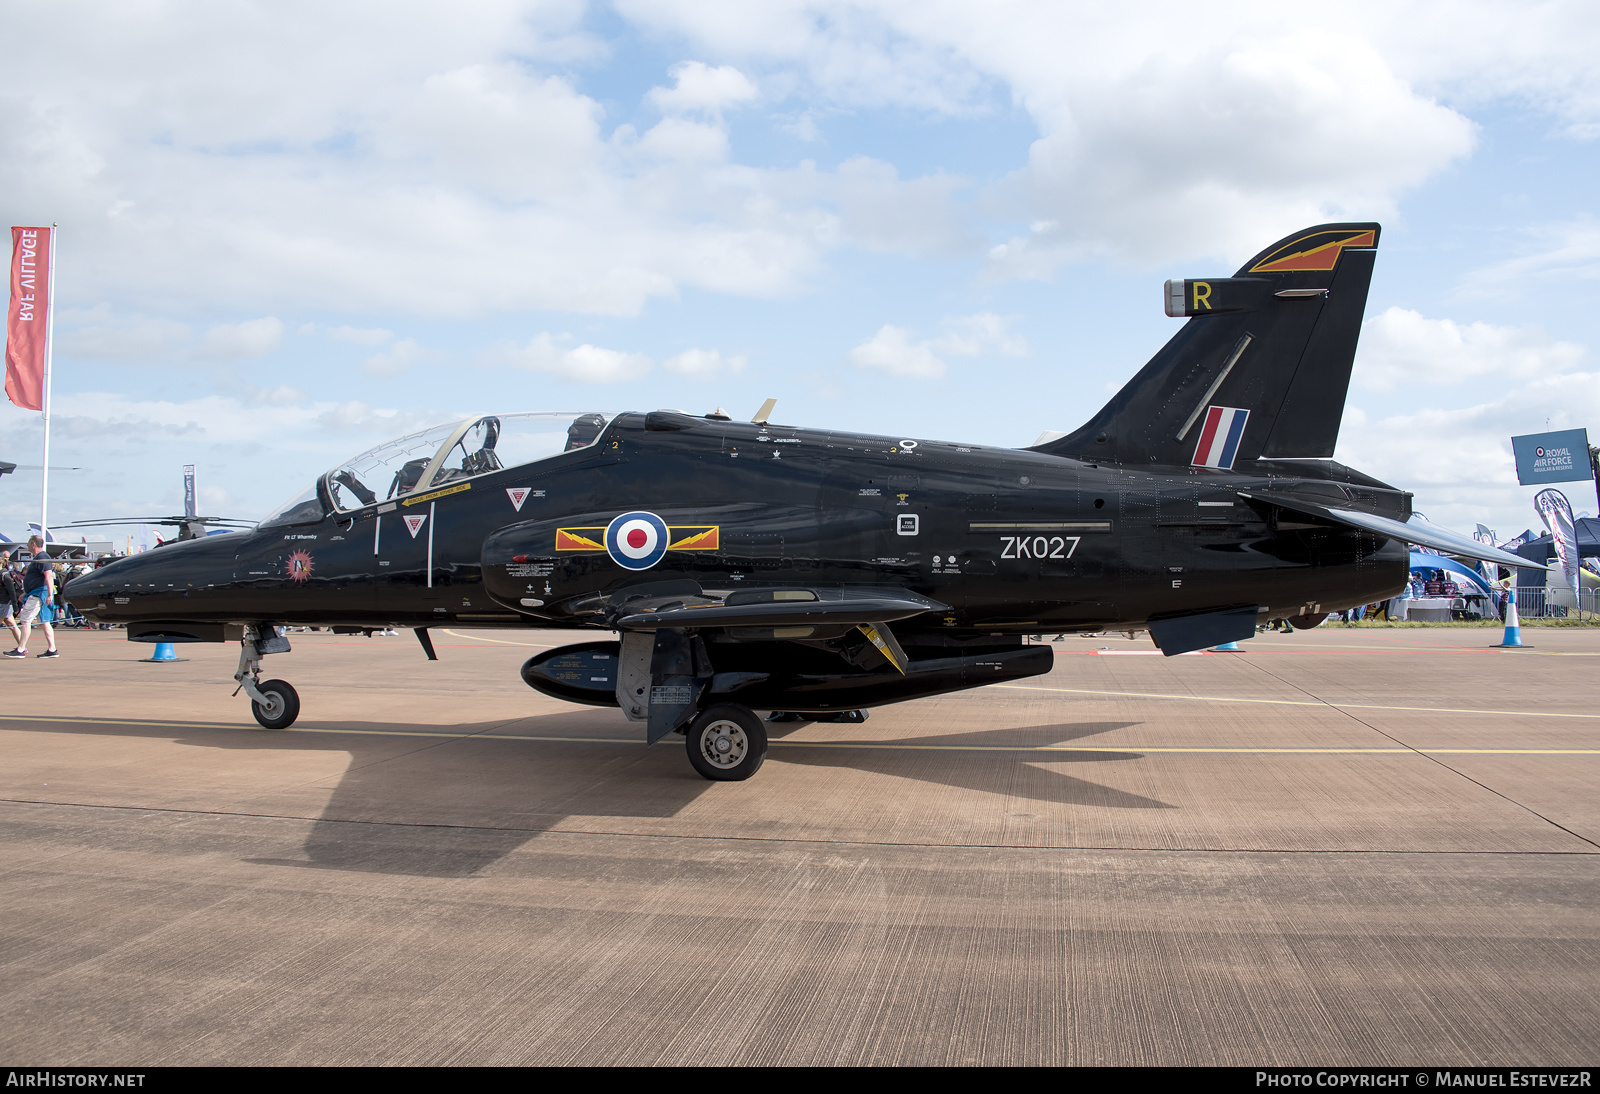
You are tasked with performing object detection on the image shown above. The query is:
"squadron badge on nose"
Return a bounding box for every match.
[285,549,315,583]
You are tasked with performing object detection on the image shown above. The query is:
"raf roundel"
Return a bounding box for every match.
[605,511,669,570]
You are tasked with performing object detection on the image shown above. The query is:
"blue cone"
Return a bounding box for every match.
[142,641,183,663]
[1213,641,1242,652]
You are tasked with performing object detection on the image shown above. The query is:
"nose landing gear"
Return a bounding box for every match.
[233,625,299,730]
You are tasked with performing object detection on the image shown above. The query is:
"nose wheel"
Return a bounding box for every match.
[234,626,300,730]
[250,679,300,730]
[685,704,767,781]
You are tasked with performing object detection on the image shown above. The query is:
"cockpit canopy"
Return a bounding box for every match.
[261,412,612,528]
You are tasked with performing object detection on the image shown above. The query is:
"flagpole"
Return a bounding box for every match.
[39,222,55,550]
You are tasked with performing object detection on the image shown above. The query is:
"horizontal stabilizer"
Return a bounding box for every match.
[614,588,945,630]
[1239,490,1548,570]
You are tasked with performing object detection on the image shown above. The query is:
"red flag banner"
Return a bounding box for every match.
[6,226,51,412]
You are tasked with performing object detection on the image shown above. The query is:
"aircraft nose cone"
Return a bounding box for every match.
[63,569,111,606]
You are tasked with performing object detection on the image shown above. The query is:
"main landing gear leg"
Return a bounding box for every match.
[233,625,300,730]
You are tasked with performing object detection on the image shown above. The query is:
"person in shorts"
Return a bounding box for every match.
[9,537,60,658]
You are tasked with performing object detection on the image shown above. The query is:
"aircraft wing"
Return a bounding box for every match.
[613,588,945,630]
[1239,490,1547,570]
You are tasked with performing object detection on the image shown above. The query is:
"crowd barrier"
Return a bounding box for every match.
[1513,587,1598,620]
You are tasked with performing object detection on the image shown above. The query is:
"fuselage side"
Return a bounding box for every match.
[67,411,1409,634]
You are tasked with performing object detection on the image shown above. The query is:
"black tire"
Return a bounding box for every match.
[251,679,300,730]
[685,704,767,781]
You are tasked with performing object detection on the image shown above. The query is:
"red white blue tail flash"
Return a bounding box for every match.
[1191,406,1249,470]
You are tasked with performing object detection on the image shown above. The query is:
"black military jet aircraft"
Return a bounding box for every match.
[66,222,1539,781]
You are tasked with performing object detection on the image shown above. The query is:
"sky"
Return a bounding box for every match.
[3,0,1600,545]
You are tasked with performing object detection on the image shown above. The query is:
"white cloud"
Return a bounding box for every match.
[197,484,234,512]
[501,333,654,383]
[1362,1,1600,139]
[1353,308,1585,392]
[1336,368,1600,535]
[775,110,821,141]
[634,116,732,162]
[989,27,1474,274]
[199,317,283,360]
[627,3,1496,269]
[331,326,394,346]
[831,156,971,256]
[57,310,287,362]
[0,7,836,319]
[1459,217,1600,298]
[3,1,1597,333]
[360,337,425,378]
[561,344,655,383]
[647,61,759,116]
[615,0,994,115]
[55,309,192,360]
[929,312,1029,358]
[664,348,747,378]
[848,325,946,378]
[397,63,611,202]
[848,312,1028,379]
[242,384,311,407]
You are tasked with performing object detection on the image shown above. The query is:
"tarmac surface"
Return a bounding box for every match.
[2,624,1597,1066]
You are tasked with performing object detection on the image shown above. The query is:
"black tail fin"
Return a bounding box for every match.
[1035,222,1380,468]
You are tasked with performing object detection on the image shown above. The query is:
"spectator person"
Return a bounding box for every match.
[57,556,91,628]
[1387,578,1414,623]
[8,537,60,658]
[0,550,23,650]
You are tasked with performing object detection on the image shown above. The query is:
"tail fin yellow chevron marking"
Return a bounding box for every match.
[1249,229,1376,273]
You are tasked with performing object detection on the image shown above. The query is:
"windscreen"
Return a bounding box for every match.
[259,484,324,529]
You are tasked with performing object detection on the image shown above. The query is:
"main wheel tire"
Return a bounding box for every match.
[686,704,767,781]
[251,679,300,730]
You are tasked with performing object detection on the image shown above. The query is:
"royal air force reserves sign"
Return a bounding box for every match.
[605,511,670,570]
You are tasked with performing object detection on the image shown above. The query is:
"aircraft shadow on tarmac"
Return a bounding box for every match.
[15,712,1171,878]
[766,720,1173,812]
